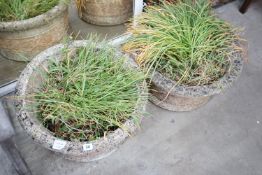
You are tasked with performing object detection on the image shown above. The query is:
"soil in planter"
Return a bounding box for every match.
[123,0,241,86]
[32,40,146,142]
[0,0,60,22]
[45,119,120,141]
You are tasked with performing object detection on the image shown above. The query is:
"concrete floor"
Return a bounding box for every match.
[0,59,25,86]
[2,0,262,175]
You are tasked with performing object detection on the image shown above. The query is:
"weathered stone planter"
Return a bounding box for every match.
[111,34,244,111]
[77,0,133,26]
[0,2,68,62]
[15,40,147,162]
[149,56,243,111]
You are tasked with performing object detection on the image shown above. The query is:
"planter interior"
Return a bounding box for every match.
[16,40,147,162]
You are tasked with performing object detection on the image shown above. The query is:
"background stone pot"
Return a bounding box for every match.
[77,0,133,26]
[110,34,244,112]
[15,40,147,162]
[0,2,69,62]
[149,52,244,111]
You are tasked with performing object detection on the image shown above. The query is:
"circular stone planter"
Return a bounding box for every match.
[15,40,147,162]
[77,0,133,26]
[111,34,244,112]
[149,56,243,111]
[0,2,69,62]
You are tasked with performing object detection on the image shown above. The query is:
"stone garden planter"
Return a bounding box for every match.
[111,34,244,111]
[15,40,147,162]
[149,56,243,111]
[77,0,133,26]
[0,2,68,62]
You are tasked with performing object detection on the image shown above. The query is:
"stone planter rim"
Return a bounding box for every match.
[151,51,243,97]
[0,1,67,32]
[111,33,244,97]
[16,40,147,161]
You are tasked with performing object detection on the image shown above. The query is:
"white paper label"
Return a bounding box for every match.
[52,140,67,150]
[83,143,93,151]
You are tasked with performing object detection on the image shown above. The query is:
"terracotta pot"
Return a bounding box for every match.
[15,40,147,162]
[0,2,69,62]
[78,0,133,26]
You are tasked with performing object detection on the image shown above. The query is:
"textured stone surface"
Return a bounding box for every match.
[0,3,69,61]
[79,0,133,26]
[15,41,147,162]
[149,50,244,111]
[149,86,210,111]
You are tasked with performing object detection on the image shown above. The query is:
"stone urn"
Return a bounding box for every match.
[76,0,133,26]
[15,40,147,162]
[0,1,69,62]
[111,34,244,111]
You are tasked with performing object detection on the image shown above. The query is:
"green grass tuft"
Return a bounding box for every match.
[123,0,242,86]
[32,40,146,142]
[0,0,61,21]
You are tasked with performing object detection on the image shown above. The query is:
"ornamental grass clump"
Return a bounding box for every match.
[32,41,146,142]
[123,0,242,86]
[0,0,60,21]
